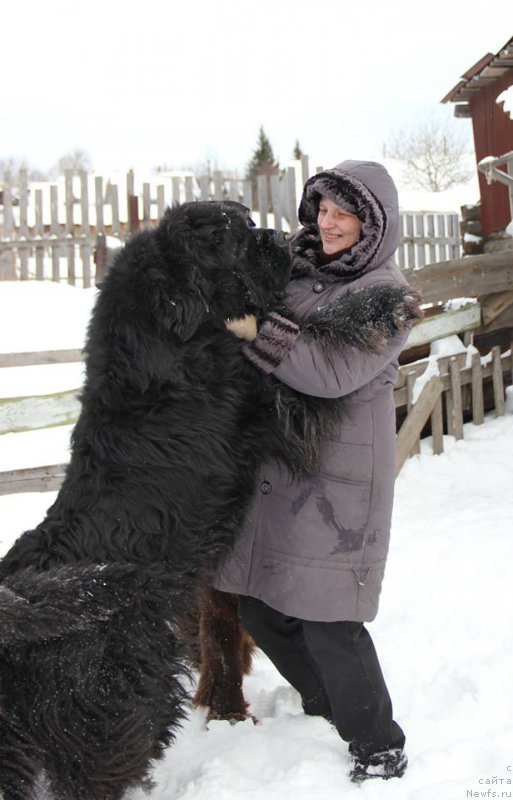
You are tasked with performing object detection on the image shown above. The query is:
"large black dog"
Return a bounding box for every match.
[0,201,421,800]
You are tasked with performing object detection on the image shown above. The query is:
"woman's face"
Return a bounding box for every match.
[317,196,362,255]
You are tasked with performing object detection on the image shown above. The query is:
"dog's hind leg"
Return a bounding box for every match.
[0,713,41,800]
[194,587,255,722]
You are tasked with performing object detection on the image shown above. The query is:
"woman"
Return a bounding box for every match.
[214,160,420,783]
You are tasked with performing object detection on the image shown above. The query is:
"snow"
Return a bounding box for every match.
[411,335,478,404]
[1,282,513,799]
[497,85,513,119]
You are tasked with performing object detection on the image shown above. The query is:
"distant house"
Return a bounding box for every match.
[442,36,513,235]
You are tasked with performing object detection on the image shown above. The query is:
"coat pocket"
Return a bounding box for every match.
[318,440,373,485]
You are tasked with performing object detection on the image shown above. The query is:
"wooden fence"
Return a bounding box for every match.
[0,159,460,284]
[0,338,511,494]
[1,237,512,495]
[394,344,512,475]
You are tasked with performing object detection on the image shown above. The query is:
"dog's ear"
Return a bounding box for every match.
[163,290,209,342]
[154,202,250,340]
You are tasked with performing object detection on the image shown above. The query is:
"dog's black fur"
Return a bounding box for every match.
[0,201,421,800]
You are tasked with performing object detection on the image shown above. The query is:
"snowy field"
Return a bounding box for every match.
[1,283,513,800]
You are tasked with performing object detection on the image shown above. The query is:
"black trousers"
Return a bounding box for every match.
[239,595,405,759]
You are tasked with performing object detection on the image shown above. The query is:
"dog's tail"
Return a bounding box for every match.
[0,562,185,647]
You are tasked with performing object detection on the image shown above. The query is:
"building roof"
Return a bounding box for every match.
[441,36,513,104]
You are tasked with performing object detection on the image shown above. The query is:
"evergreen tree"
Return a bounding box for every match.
[293,139,304,160]
[246,126,279,179]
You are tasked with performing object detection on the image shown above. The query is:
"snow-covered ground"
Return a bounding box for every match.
[1,283,513,800]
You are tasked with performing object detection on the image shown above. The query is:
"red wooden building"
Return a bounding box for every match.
[442,36,513,235]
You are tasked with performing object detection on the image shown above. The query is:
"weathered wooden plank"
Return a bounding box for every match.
[405,305,481,349]
[406,214,415,270]
[471,352,484,424]
[0,350,83,367]
[405,250,513,304]
[242,180,252,210]
[257,175,268,228]
[0,174,15,279]
[437,214,447,261]
[142,183,151,228]
[491,345,505,416]
[448,357,464,439]
[270,174,283,231]
[431,394,444,455]
[199,175,210,201]
[126,170,135,232]
[1,172,13,237]
[395,376,444,475]
[415,214,426,268]
[185,176,194,203]
[19,170,29,280]
[227,179,238,202]
[0,464,67,496]
[481,290,513,325]
[301,155,310,185]
[287,167,298,231]
[156,184,166,219]
[50,184,61,282]
[0,236,96,251]
[64,170,76,285]
[0,390,81,434]
[213,172,223,201]
[406,371,421,455]
[79,172,91,288]
[34,189,45,280]
[427,214,436,264]
[95,176,105,235]
[110,184,121,236]
[449,214,460,259]
[81,243,92,289]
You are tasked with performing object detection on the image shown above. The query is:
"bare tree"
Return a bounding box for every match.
[0,157,47,182]
[51,149,93,177]
[387,120,473,192]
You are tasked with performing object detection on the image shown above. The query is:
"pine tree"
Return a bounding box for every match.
[246,126,279,180]
[293,139,304,160]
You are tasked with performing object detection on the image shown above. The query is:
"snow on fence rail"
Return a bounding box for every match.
[0,160,460,284]
[0,341,511,493]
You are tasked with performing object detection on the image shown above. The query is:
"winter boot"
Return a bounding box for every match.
[349,747,408,783]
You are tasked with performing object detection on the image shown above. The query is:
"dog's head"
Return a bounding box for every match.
[151,201,291,341]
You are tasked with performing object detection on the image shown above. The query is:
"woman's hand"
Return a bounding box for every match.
[225,314,258,341]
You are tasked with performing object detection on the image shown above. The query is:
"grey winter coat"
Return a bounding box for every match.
[213,160,414,623]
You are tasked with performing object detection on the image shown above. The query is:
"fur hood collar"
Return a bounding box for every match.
[290,161,400,282]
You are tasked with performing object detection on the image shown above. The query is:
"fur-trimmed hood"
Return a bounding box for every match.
[291,160,400,282]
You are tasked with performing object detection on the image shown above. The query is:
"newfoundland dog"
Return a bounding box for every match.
[0,200,420,800]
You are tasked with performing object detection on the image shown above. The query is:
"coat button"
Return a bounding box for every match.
[260,480,272,494]
[312,281,325,293]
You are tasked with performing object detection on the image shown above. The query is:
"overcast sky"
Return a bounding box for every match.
[2,0,512,176]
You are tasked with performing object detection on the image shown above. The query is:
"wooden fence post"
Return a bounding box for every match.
[0,174,15,279]
[406,371,421,455]
[491,345,505,416]
[448,357,464,439]
[431,394,444,455]
[395,376,444,475]
[471,352,484,424]
[19,169,29,279]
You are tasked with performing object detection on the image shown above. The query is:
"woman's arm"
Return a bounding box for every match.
[241,284,422,398]
[244,312,409,398]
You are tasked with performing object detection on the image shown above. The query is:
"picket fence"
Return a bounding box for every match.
[0,159,460,285]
